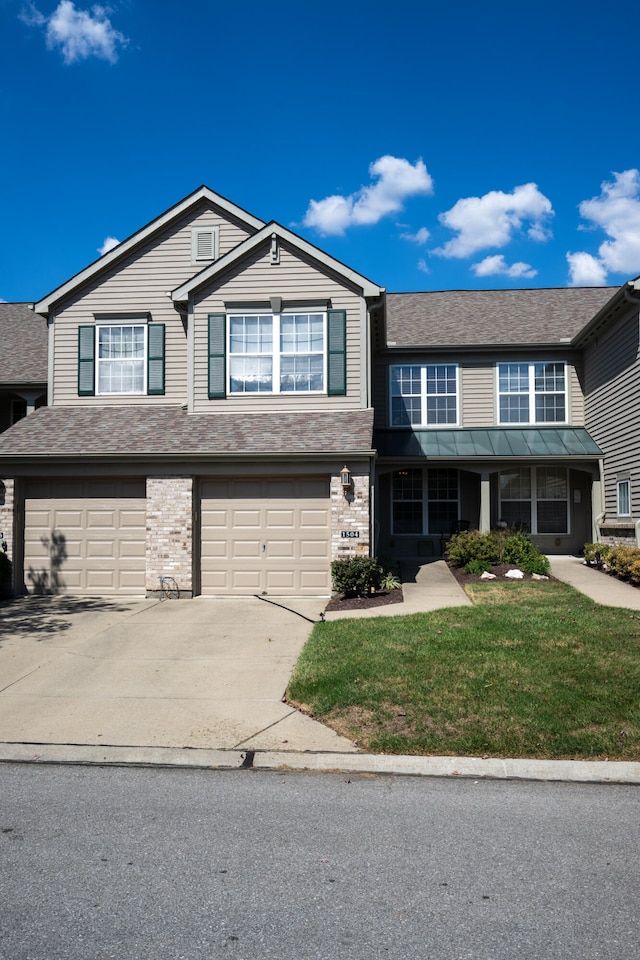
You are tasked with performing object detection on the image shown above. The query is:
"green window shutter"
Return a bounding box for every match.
[78,325,95,396]
[147,323,165,395]
[208,313,226,399]
[327,309,347,396]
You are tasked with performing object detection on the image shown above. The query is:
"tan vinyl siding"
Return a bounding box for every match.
[461,364,494,426]
[192,240,365,414]
[584,306,640,516]
[569,363,584,425]
[51,201,254,406]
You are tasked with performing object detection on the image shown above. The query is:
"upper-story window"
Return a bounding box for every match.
[498,362,567,424]
[390,364,458,427]
[228,312,325,394]
[78,320,165,397]
[617,478,631,517]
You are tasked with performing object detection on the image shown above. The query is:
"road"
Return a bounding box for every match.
[1,764,638,959]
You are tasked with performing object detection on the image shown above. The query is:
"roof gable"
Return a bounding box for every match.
[172,222,383,301]
[34,186,265,315]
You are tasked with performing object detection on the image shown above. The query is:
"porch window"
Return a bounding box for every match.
[499,467,568,534]
[390,364,458,427]
[392,468,459,535]
[617,479,631,517]
[498,362,567,424]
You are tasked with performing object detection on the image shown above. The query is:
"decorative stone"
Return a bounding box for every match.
[505,569,524,579]
[480,571,497,580]
[531,573,549,581]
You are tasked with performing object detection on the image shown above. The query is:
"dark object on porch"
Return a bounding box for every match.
[440,519,470,556]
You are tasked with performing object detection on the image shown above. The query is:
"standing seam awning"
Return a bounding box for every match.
[374,427,603,459]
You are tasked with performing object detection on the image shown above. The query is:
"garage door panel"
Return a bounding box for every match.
[24,486,146,597]
[200,476,331,597]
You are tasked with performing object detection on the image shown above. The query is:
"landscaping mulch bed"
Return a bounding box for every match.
[447,562,555,586]
[324,587,404,611]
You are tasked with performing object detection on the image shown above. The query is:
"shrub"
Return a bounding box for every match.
[583,542,612,567]
[331,556,385,597]
[628,559,640,584]
[607,546,638,579]
[464,559,491,575]
[518,554,551,576]
[445,530,500,568]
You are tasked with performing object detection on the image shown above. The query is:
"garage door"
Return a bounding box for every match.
[200,477,331,596]
[23,479,146,596]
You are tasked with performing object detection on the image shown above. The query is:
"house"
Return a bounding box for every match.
[0,186,637,598]
[0,303,48,432]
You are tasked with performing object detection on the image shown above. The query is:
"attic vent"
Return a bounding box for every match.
[192,226,219,263]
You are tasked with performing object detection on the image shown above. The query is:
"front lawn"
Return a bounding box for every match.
[287,581,640,759]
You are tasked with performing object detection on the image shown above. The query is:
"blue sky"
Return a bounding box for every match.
[1,0,639,302]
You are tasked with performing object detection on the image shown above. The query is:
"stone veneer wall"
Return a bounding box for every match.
[331,472,370,560]
[146,477,193,596]
[598,520,639,548]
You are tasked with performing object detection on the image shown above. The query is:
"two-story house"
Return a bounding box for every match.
[0,186,637,598]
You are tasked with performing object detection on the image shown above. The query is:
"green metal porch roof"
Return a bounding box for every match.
[374,427,603,459]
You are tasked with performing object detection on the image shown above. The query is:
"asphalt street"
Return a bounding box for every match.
[1,763,639,959]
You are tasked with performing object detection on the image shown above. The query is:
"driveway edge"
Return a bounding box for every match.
[1,743,639,783]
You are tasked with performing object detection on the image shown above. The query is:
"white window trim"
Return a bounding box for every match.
[391,468,460,536]
[497,361,569,426]
[95,321,148,396]
[389,363,460,428]
[191,226,219,264]
[617,478,631,517]
[499,466,570,535]
[227,310,327,396]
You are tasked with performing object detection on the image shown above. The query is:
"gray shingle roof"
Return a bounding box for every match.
[385,287,618,347]
[0,406,374,458]
[0,303,48,383]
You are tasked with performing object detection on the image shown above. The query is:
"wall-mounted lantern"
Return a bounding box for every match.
[340,466,352,492]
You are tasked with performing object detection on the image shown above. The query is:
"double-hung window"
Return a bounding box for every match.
[227,311,325,394]
[390,364,458,426]
[392,468,459,535]
[78,319,165,397]
[617,479,631,517]
[498,362,567,424]
[499,466,568,534]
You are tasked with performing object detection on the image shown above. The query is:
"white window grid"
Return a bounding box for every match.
[392,468,459,535]
[96,323,147,395]
[498,362,567,425]
[617,479,631,517]
[499,466,569,534]
[390,364,458,427]
[228,312,326,395]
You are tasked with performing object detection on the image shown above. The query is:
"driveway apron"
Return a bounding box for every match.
[0,596,357,754]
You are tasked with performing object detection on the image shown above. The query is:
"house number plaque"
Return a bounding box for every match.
[340,531,360,538]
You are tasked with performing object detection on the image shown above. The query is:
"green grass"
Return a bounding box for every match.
[287,581,640,759]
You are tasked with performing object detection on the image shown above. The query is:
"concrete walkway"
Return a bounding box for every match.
[549,554,640,609]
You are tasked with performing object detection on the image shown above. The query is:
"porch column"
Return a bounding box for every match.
[479,470,491,533]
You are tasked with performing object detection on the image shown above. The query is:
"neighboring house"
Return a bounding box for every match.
[0,303,48,432]
[0,185,637,598]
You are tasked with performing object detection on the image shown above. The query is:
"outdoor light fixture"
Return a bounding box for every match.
[340,466,352,490]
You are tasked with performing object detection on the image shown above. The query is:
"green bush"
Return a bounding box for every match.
[331,556,385,597]
[464,559,491,575]
[445,530,500,567]
[607,546,638,579]
[583,542,612,567]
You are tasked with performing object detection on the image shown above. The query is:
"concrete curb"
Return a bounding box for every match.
[1,743,639,784]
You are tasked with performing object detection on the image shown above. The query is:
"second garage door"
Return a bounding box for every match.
[200,477,331,596]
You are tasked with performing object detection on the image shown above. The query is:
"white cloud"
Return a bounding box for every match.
[471,254,537,279]
[567,170,640,284]
[417,258,429,274]
[400,226,430,245]
[98,235,120,255]
[303,156,433,235]
[20,2,128,64]
[435,183,554,259]
[566,251,608,287]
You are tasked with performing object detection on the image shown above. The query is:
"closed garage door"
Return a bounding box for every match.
[23,479,146,596]
[200,477,331,596]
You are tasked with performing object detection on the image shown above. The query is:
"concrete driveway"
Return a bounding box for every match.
[0,596,357,754]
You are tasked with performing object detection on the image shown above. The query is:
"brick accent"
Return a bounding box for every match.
[146,477,193,596]
[598,521,639,548]
[0,478,14,592]
[331,471,370,560]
